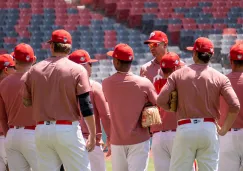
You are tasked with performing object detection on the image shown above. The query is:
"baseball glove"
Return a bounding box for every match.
[169,91,178,112]
[141,106,162,128]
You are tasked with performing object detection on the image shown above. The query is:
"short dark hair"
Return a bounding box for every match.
[232,60,243,67]
[117,59,133,65]
[161,68,174,74]
[197,52,213,63]
[53,42,72,54]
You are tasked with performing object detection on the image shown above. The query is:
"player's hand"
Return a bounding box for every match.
[103,139,111,157]
[86,135,96,152]
[215,120,228,136]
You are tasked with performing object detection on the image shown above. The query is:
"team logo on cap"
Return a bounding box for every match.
[162,62,165,67]
[129,56,133,60]
[64,37,67,43]
[150,32,155,38]
[174,60,179,65]
[4,62,9,66]
[80,57,85,62]
[238,55,242,59]
[210,48,214,53]
[26,56,30,61]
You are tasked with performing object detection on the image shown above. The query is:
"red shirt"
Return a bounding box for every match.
[153,78,177,131]
[102,72,157,145]
[23,57,91,122]
[158,64,240,120]
[79,80,110,146]
[0,73,36,135]
[220,72,243,128]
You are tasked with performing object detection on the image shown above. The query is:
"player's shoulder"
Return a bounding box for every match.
[141,59,154,69]
[90,79,102,89]
[132,73,153,86]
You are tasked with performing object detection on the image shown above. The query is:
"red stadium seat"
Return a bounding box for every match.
[170,13,184,19]
[183,24,197,30]
[4,37,17,44]
[144,8,159,14]
[168,24,182,32]
[197,24,213,30]
[185,1,198,8]
[237,18,243,24]
[223,28,237,35]
[213,24,227,30]
[157,13,171,19]
[182,18,196,24]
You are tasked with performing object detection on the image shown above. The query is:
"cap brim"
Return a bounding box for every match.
[186,47,194,51]
[107,51,114,57]
[144,40,161,44]
[88,59,98,63]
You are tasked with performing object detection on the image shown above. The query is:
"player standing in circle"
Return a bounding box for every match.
[157,37,240,171]
[103,43,157,171]
[219,43,243,171]
[69,49,111,171]
[140,30,168,83]
[0,54,15,170]
[0,43,38,171]
[23,29,96,171]
[153,52,187,171]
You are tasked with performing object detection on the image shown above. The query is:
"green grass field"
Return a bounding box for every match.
[105,158,154,171]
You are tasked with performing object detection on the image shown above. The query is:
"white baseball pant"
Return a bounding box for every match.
[84,138,106,171]
[35,121,90,171]
[151,131,176,171]
[0,136,7,171]
[219,129,243,171]
[169,119,219,171]
[152,131,196,171]
[4,127,38,171]
[111,139,150,171]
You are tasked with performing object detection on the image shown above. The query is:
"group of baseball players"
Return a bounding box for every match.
[0,28,241,171]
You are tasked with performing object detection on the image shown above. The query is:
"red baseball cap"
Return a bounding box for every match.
[47,29,72,45]
[69,49,98,64]
[107,43,134,61]
[186,37,214,54]
[229,43,243,60]
[0,54,15,70]
[160,52,181,68]
[14,43,35,63]
[144,31,168,44]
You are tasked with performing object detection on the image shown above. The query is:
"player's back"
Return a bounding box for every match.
[26,57,89,122]
[102,72,157,145]
[173,64,234,120]
[226,72,243,128]
[0,73,35,126]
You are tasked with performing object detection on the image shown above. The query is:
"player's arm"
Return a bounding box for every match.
[0,95,9,136]
[94,83,111,139]
[157,74,176,111]
[77,92,96,152]
[76,68,96,152]
[22,71,32,107]
[219,78,240,136]
[140,66,145,77]
[146,80,158,105]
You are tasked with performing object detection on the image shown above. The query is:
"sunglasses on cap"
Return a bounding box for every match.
[148,43,162,48]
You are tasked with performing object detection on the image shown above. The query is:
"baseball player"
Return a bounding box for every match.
[69,49,111,171]
[0,43,38,171]
[152,52,187,171]
[141,30,168,83]
[157,37,240,171]
[103,43,157,171]
[0,54,15,171]
[22,29,96,171]
[219,43,243,171]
